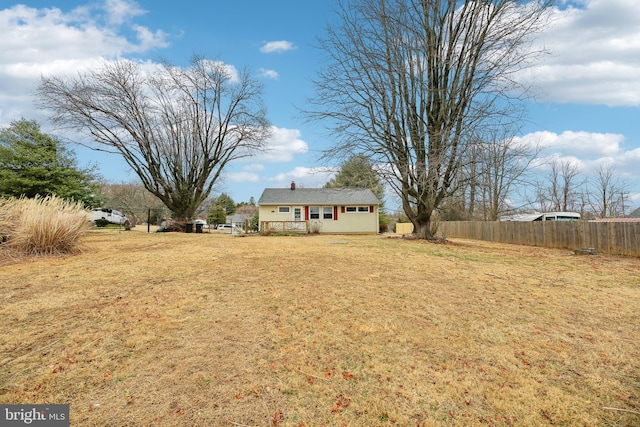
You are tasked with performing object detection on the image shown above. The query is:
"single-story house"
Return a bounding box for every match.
[228,213,252,229]
[258,182,379,234]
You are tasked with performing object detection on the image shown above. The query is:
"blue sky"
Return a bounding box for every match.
[1,0,639,212]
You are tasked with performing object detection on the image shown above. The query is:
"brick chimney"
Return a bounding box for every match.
[290,181,296,190]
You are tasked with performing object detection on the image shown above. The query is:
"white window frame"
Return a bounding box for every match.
[278,206,290,213]
[323,206,333,220]
[309,206,320,219]
[345,206,370,213]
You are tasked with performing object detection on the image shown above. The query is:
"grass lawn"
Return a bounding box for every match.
[1,227,639,426]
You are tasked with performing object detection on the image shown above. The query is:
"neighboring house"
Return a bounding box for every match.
[258,182,379,234]
[229,213,252,230]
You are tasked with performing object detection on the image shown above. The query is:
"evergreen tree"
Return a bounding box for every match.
[215,193,236,215]
[207,205,226,227]
[0,119,103,207]
[325,154,389,229]
[325,154,385,208]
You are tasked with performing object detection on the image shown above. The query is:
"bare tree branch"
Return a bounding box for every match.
[37,55,270,221]
[305,0,555,238]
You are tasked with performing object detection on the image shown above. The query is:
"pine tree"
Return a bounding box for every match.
[0,119,103,206]
[325,154,389,229]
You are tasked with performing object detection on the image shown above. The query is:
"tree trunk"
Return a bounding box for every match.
[307,0,555,240]
[36,56,270,223]
[413,220,435,240]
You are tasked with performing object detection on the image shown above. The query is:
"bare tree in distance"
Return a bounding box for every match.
[99,181,166,225]
[37,56,270,221]
[525,158,584,215]
[548,159,583,212]
[471,125,541,220]
[589,162,628,218]
[306,0,556,239]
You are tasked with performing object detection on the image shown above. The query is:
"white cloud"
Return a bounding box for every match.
[612,147,640,181]
[520,0,640,106]
[516,130,624,158]
[103,0,145,26]
[220,164,265,185]
[270,166,334,187]
[243,163,265,172]
[225,171,261,183]
[258,68,279,79]
[131,24,169,52]
[529,152,587,174]
[0,2,168,126]
[258,127,309,162]
[518,129,640,187]
[259,40,296,54]
[0,3,167,62]
[200,60,240,82]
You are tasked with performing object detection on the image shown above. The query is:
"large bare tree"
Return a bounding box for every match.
[37,56,270,221]
[307,0,555,239]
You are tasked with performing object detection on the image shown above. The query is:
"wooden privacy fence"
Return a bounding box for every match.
[437,221,640,257]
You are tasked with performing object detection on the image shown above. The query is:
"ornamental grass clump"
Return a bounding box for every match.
[0,195,90,255]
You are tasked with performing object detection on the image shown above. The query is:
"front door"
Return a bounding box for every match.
[292,207,302,221]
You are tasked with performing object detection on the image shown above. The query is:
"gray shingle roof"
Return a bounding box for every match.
[258,188,379,206]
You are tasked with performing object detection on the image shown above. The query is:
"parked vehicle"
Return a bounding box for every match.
[500,212,581,222]
[217,224,232,230]
[90,208,129,225]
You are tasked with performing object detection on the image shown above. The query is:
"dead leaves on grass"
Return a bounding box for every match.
[270,408,284,426]
[331,394,351,414]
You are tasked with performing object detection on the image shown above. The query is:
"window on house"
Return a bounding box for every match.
[278,206,290,213]
[346,206,370,213]
[323,206,333,219]
[310,206,320,219]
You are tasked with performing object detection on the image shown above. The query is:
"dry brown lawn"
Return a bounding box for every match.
[1,227,639,426]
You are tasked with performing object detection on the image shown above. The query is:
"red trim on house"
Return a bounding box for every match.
[370,205,374,213]
[341,206,345,213]
[305,206,309,220]
[334,206,338,221]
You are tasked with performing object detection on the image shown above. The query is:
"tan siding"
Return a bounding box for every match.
[259,205,378,234]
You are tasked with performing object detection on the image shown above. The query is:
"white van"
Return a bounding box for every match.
[500,212,581,222]
[90,208,129,225]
